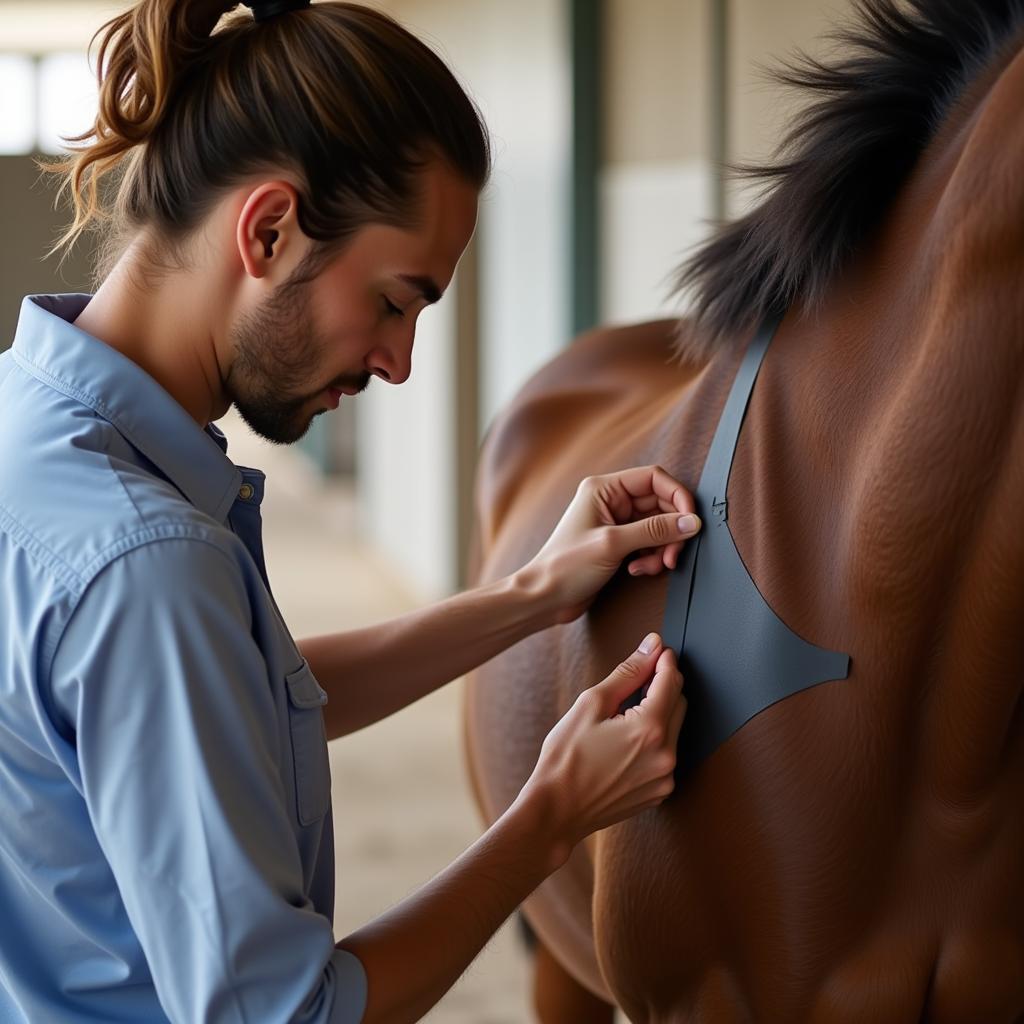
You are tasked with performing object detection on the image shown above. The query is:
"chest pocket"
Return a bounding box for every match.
[285,661,331,826]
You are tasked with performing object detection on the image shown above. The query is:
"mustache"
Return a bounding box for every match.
[326,372,372,395]
[278,372,372,414]
[296,373,371,404]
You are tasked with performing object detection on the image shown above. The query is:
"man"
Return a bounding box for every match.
[0,1,699,1020]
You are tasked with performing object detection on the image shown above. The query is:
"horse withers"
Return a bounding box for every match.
[465,1,1024,1020]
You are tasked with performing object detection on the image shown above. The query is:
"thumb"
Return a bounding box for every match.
[589,633,662,717]
[609,513,701,558]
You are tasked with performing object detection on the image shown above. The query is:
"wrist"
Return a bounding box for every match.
[507,560,560,631]
[506,776,575,876]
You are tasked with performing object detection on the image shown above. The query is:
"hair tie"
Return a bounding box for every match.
[246,0,311,22]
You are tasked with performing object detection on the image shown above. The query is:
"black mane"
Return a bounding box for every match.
[674,0,1024,351]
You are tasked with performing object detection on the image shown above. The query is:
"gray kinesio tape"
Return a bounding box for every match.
[661,315,850,775]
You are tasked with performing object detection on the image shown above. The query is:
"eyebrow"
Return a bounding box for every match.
[397,274,443,305]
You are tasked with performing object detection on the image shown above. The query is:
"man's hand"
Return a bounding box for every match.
[521,465,701,625]
[516,632,686,869]
[338,633,686,1022]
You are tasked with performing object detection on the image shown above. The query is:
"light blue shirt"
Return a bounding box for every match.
[0,295,367,1022]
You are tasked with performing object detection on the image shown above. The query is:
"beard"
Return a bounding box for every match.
[225,278,368,445]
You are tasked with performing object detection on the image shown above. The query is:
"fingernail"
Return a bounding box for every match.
[677,514,700,534]
[639,632,659,654]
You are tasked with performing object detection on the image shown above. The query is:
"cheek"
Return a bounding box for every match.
[312,282,380,342]
[306,275,395,377]
[312,266,375,318]
[317,316,380,382]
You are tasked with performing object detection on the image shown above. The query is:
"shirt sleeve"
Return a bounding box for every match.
[49,535,366,1024]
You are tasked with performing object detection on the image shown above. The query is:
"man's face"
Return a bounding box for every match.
[225,162,479,444]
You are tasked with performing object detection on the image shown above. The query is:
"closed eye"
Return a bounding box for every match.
[383,297,405,319]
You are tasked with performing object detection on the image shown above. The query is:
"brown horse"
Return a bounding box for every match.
[464,1,1024,1020]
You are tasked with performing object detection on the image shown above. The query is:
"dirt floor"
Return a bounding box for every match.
[219,411,534,1023]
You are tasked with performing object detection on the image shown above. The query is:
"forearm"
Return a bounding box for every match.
[298,566,554,740]
[337,787,567,1024]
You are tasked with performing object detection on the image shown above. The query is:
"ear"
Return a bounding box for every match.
[236,181,304,282]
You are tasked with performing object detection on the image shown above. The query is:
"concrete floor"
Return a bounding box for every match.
[218,410,533,1023]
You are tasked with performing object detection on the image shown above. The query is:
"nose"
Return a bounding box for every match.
[367,331,414,385]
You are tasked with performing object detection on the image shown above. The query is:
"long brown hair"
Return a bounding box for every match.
[42,0,490,282]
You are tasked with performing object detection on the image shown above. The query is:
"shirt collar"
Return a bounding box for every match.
[11,293,244,523]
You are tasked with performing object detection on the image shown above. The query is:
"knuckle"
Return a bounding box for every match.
[574,688,598,712]
[657,777,676,800]
[642,723,667,749]
[616,657,641,680]
[653,751,677,777]
[644,516,669,544]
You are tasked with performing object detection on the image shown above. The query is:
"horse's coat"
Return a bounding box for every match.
[465,2,1024,1019]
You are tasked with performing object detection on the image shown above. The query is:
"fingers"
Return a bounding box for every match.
[639,646,685,724]
[668,690,687,748]
[616,512,701,569]
[663,540,684,571]
[613,465,695,513]
[581,465,695,529]
[627,538,685,576]
[576,466,699,577]
[547,639,686,841]
[604,650,686,816]
[628,493,676,515]
[587,632,664,717]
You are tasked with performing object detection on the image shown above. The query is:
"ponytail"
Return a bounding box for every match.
[42,1,234,260]
[41,1,490,278]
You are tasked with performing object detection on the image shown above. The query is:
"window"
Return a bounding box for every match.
[0,54,36,155]
[0,51,98,156]
[38,52,98,154]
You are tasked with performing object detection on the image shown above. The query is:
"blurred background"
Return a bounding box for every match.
[1,0,847,1018]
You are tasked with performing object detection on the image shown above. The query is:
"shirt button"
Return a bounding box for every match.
[238,483,255,501]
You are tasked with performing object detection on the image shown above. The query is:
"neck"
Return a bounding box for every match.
[73,235,237,428]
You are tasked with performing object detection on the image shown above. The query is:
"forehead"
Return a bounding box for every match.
[320,164,478,290]
[414,160,480,257]
[384,163,478,287]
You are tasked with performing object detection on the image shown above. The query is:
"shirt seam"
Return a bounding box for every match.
[10,348,154,462]
[9,348,236,522]
[43,528,249,716]
[78,522,236,587]
[107,453,150,530]
[0,500,85,595]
